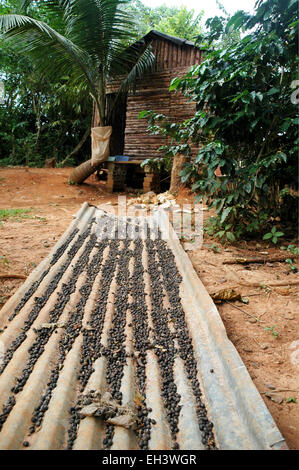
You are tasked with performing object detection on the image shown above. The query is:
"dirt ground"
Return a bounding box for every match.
[0,167,298,449]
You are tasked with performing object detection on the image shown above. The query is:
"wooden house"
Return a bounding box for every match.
[93,30,202,192]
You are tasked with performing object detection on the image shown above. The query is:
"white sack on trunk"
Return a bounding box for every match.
[91,126,112,166]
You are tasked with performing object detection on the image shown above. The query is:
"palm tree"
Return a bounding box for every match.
[0,0,155,182]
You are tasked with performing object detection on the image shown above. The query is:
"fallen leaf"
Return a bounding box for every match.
[106,414,137,430]
[40,321,65,329]
[211,288,242,303]
[133,390,145,408]
[275,288,291,296]
[79,404,99,417]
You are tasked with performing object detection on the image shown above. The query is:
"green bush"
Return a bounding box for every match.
[140,0,298,242]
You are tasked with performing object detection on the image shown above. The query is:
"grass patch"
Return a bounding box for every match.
[0,208,32,224]
[0,256,10,266]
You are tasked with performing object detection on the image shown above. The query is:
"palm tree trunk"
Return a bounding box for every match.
[68,124,112,183]
[68,159,96,184]
[68,83,106,184]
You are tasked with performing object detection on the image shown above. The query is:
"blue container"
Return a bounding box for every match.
[114,155,130,162]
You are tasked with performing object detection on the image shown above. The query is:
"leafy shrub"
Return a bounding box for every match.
[140,0,298,242]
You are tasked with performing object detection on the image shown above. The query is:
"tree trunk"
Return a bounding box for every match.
[68,159,97,184]
[68,125,111,184]
[60,127,90,167]
[169,154,188,195]
[34,109,41,153]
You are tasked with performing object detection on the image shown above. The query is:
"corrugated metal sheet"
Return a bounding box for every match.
[0,203,287,450]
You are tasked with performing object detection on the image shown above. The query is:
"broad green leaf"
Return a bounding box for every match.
[220,207,232,224]
[244,182,252,193]
[256,92,263,102]
[226,232,236,242]
[267,87,279,95]
[169,77,181,91]
[263,233,272,240]
[138,110,148,119]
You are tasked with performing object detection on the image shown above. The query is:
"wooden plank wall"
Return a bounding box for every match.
[124,68,196,159]
[124,39,202,159]
[150,39,202,71]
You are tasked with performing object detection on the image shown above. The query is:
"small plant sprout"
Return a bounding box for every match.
[280,244,299,255]
[0,256,9,266]
[205,243,220,253]
[286,397,297,404]
[264,325,279,339]
[280,245,299,272]
[263,227,284,244]
[285,258,297,273]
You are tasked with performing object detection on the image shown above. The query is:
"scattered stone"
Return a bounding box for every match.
[250,361,260,369]
[290,340,299,350]
[265,392,283,404]
[127,191,176,209]
[284,314,295,320]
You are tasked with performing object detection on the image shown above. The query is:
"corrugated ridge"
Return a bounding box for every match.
[0,205,287,450]
[155,210,287,450]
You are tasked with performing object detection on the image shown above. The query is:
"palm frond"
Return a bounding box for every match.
[117,42,155,94]
[0,14,101,112]
[65,0,139,70]
[0,2,157,126]
[107,41,155,121]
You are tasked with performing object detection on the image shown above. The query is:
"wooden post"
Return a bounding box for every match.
[106,163,127,192]
[143,165,160,193]
[169,154,189,195]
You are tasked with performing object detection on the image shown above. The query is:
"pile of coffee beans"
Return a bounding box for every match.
[0,395,15,431]
[0,215,218,450]
[29,226,108,437]
[1,222,96,430]
[130,236,153,449]
[102,238,131,449]
[8,228,79,322]
[154,234,217,450]
[1,222,95,374]
[146,237,181,449]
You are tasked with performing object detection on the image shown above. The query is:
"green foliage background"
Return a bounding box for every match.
[140,0,299,241]
[0,0,203,167]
